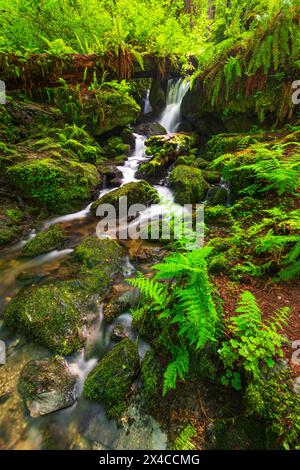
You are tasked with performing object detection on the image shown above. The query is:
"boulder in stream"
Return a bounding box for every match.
[83,338,140,419]
[169,165,209,204]
[19,357,77,418]
[4,238,124,355]
[21,224,67,257]
[92,181,160,216]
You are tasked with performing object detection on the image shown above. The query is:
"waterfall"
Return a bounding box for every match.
[143,89,152,114]
[159,78,189,133]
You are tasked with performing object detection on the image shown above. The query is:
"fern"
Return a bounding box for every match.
[171,424,197,451]
[127,247,219,395]
[219,291,290,389]
[163,347,189,396]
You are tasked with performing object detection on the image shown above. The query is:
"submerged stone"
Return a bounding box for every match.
[19,357,77,418]
[4,281,88,355]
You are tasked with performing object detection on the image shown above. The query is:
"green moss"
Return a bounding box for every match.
[206,133,259,160]
[207,237,231,253]
[207,416,267,450]
[245,370,300,449]
[19,356,76,402]
[208,253,229,274]
[230,197,262,217]
[55,84,140,136]
[192,157,209,169]
[83,338,139,419]
[4,281,88,355]
[6,157,99,213]
[169,165,209,205]
[22,225,66,257]
[105,136,130,156]
[141,350,162,411]
[203,170,221,184]
[205,205,234,226]
[0,225,18,247]
[92,181,160,215]
[4,208,24,223]
[74,237,123,294]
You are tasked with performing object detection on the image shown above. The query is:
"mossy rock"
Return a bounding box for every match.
[83,338,140,419]
[192,157,209,169]
[73,237,124,295]
[19,357,77,417]
[230,197,262,217]
[206,416,267,450]
[79,87,140,136]
[141,351,163,411]
[169,165,209,205]
[104,136,130,157]
[92,181,160,215]
[149,79,166,111]
[203,170,221,184]
[4,208,24,223]
[22,225,66,257]
[0,225,18,247]
[205,205,234,226]
[207,186,228,205]
[208,253,230,274]
[4,281,88,355]
[174,154,196,166]
[6,157,100,213]
[206,133,259,160]
[207,237,231,253]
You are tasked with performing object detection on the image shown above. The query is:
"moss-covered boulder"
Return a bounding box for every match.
[55,84,140,136]
[169,165,209,205]
[0,224,18,247]
[92,181,160,216]
[4,238,123,353]
[206,416,267,450]
[4,281,88,355]
[141,351,163,411]
[73,237,123,294]
[19,357,77,417]
[203,170,221,184]
[204,205,234,226]
[207,186,229,205]
[6,157,100,213]
[83,338,140,419]
[22,225,66,257]
[192,157,209,169]
[137,133,197,183]
[104,284,140,322]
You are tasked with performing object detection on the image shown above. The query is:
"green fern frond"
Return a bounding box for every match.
[171,425,197,451]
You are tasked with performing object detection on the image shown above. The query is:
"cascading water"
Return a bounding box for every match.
[143,89,152,114]
[159,78,189,133]
[0,105,181,450]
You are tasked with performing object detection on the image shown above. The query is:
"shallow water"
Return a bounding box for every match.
[0,82,193,450]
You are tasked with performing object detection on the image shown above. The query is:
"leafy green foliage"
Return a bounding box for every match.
[171,424,197,450]
[246,370,300,450]
[128,247,219,395]
[219,291,289,390]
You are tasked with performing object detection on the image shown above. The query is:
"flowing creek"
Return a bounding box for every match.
[0,79,191,450]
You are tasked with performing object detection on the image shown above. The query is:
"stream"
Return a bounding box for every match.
[0,79,190,450]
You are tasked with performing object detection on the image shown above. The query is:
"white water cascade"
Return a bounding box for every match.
[143,89,153,114]
[159,78,189,133]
